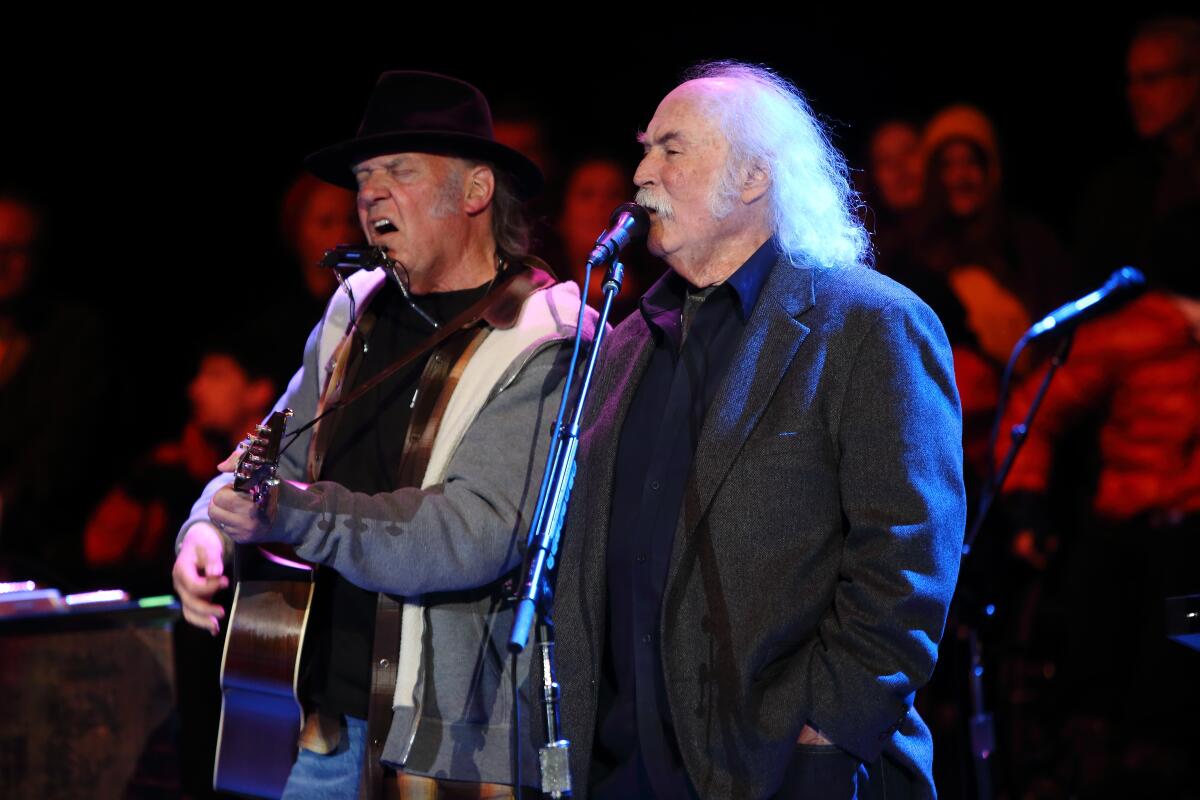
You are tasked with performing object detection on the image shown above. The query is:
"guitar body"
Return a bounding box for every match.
[214,544,318,798]
[208,408,320,798]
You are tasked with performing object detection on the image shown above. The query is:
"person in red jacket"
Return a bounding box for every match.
[1003,291,1200,527]
[999,204,1200,794]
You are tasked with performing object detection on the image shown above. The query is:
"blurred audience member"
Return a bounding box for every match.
[999,203,1200,796]
[264,173,362,374]
[864,118,926,287]
[493,104,558,187]
[864,119,925,270]
[907,105,1074,367]
[282,173,361,306]
[82,346,274,596]
[0,195,37,306]
[493,104,568,267]
[1076,17,1200,287]
[0,191,109,581]
[867,116,1002,486]
[80,343,276,797]
[870,119,925,214]
[553,155,647,322]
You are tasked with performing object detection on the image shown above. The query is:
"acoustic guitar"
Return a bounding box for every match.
[213,408,318,798]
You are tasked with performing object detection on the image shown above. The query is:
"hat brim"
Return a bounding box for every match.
[304,131,543,199]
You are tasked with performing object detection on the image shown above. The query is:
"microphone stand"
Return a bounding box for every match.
[959,328,1076,800]
[965,330,1076,554]
[508,258,626,798]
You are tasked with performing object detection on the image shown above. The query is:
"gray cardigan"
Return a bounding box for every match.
[179,278,596,785]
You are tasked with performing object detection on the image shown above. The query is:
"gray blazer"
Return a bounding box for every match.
[552,255,966,799]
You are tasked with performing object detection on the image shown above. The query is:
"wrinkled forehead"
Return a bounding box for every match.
[642,81,730,149]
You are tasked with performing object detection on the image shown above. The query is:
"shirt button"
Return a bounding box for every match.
[378,658,390,668]
[650,480,661,491]
[636,553,647,563]
[641,634,652,644]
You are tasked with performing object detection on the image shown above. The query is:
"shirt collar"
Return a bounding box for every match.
[639,236,778,327]
[724,236,777,320]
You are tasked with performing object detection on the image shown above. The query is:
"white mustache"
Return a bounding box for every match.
[635,188,674,220]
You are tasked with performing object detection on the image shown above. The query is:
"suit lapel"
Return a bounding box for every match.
[573,313,657,641]
[568,258,815,661]
[679,257,816,548]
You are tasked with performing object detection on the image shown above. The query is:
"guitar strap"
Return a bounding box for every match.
[362,325,489,800]
[306,261,554,483]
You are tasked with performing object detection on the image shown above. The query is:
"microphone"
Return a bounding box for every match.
[319,244,394,273]
[1027,266,1146,340]
[586,202,649,268]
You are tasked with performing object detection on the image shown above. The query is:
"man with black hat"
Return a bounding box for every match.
[172,72,595,799]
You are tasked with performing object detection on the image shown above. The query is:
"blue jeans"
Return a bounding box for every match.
[280,715,367,799]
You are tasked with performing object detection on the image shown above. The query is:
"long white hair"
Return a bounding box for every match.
[687,61,872,269]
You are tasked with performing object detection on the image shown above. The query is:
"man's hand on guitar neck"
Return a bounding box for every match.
[206,449,280,545]
[173,522,230,636]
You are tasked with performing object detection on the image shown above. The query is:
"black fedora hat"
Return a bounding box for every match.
[305,71,543,199]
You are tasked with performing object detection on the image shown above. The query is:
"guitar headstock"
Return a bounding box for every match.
[233,408,293,504]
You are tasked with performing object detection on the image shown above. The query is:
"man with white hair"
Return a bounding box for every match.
[552,62,966,799]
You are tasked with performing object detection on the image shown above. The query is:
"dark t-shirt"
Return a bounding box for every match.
[317,278,490,720]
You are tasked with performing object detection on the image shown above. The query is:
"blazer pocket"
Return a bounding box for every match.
[776,743,863,800]
[744,431,818,459]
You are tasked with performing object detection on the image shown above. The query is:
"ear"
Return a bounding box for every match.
[740,161,770,204]
[463,164,496,215]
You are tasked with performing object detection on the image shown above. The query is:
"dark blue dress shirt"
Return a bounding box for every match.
[591,238,777,799]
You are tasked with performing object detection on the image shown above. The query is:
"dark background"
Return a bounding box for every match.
[1,11,1182,467]
[3,14,1195,798]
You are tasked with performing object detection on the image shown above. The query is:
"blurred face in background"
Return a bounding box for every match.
[0,199,39,303]
[869,122,924,213]
[188,354,268,437]
[494,117,553,182]
[1126,33,1200,140]
[559,159,629,267]
[294,183,360,300]
[936,140,990,219]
